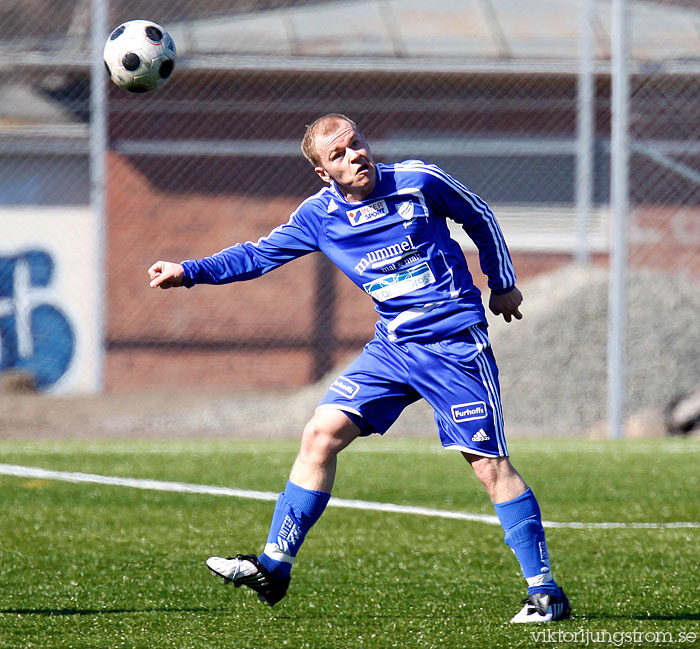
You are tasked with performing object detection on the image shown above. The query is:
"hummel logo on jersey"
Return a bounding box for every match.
[347,200,389,226]
[451,401,488,422]
[354,235,416,274]
[471,429,490,442]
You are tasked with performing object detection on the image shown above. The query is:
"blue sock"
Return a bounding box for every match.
[258,480,330,580]
[493,488,560,596]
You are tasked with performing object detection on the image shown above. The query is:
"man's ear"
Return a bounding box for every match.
[315,166,331,184]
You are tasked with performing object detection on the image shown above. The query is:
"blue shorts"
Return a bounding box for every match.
[317,323,508,457]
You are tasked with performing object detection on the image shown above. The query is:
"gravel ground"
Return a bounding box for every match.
[1,265,697,441]
[491,265,700,435]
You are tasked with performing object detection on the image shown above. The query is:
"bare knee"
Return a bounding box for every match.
[300,409,360,464]
[300,420,338,463]
[463,454,528,503]
[468,455,507,490]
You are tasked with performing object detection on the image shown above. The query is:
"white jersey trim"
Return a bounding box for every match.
[241,186,330,250]
[391,161,516,289]
[386,300,444,341]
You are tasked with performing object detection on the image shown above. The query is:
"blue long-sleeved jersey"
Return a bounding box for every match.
[181,160,516,343]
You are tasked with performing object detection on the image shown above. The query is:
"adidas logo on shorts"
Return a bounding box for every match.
[471,429,490,442]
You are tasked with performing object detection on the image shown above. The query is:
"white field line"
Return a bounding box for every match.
[1,463,698,530]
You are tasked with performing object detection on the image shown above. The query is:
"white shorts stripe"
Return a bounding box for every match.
[472,344,507,456]
[467,326,505,455]
[442,444,503,458]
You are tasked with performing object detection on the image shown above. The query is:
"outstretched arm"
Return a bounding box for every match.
[148,260,185,289]
[154,207,320,289]
[488,286,523,323]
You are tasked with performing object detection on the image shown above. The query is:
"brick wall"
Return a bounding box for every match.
[105,153,700,393]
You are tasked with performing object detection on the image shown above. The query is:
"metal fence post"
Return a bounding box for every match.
[608,0,630,439]
[90,0,108,392]
[575,0,595,267]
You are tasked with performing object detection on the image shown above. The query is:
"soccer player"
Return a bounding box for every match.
[148,114,571,623]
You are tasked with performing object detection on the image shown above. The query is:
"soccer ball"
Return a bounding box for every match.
[103,20,176,93]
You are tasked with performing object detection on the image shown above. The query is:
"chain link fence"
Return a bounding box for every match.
[1,0,698,437]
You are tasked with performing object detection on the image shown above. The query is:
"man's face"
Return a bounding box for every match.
[313,121,377,201]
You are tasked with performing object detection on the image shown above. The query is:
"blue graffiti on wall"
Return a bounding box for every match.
[0,249,75,389]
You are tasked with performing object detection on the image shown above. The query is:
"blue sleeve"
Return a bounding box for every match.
[180,208,319,287]
[421,164,517,292]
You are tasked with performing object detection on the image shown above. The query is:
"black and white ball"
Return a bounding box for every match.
[103,20,176,93]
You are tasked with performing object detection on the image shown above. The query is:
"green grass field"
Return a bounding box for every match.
[0,438,698,649]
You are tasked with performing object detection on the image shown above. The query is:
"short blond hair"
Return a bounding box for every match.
[301,113,359,167]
